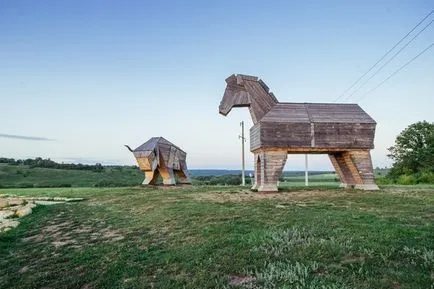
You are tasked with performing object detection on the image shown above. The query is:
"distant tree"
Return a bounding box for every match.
[93,163,104,173]
[0,158,18,165]
[387,121,434,179]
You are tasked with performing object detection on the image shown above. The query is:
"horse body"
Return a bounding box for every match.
[219,74,379,192]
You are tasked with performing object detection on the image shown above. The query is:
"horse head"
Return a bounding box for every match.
[219,74,254,116]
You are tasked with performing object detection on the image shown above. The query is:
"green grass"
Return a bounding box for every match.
[1,186,433,288]
[280,172,340,188]
[0,163,143,188]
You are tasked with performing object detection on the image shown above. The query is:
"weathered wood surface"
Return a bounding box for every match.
[328,151,377,190]
[250,122,375,150]
[125,137,191,185]
[252,151,288,192]
[219,74,379,192]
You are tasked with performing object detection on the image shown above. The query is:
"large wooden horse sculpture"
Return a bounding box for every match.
[219,74,379,192]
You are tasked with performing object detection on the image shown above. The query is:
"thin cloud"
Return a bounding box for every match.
[0,134,56,141]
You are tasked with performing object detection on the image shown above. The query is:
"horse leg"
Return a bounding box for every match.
[349,150,379,190]
[159,167,176,185]
[251,153,261,190]
[257,151,287,192]
[329,153,349,188]
[142,170,158,185]
[175,169,191,184]
[329,151,378,190]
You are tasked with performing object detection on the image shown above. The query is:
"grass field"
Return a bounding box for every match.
[280,173,340,188]
[0,163,144,188]
[1,186,433,289]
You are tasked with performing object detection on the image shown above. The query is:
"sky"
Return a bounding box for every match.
[1,0,433,170]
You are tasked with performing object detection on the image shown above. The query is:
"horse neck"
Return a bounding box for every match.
[243,80,278,124]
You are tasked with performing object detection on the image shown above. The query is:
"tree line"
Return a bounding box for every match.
[0,157,104,172]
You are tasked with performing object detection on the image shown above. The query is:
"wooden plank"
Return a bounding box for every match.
[258,79,269,92]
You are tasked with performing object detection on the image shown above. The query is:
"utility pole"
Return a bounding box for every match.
[239,121,246,186]
[305,154,309,186]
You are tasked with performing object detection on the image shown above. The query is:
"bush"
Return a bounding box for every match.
[397,175,417,185]
[376,177,391,185]
[34,183,72,188]
[417,171,434,184]
[17,183,34,188]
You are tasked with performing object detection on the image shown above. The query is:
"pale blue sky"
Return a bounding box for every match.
[1,1,433,170]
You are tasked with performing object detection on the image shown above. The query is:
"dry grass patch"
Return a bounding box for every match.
[340,254,366,265]
[228,275,255,286]
[23,218,125,248]
[191,189,348,203]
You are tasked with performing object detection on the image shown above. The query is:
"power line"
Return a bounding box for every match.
[354,42,434,102]
[343,19,433,101]
[334,8,434,102]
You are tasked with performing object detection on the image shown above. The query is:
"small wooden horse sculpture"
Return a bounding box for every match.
[126,137,191,185]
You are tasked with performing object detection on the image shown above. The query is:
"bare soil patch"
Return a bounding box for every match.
[229,275,255,286]
[23,219,125,248]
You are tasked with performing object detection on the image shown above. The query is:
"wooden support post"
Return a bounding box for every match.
[329,153,348,188]
[329,151,378,190]
[142,170,158,185]
[175,169,191,184]
[252,153,261,190]
[330,152,358,187]
[349,150,379,190]
[257,151,287,192]
[342,152,364,184]
[159,167,176,185]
